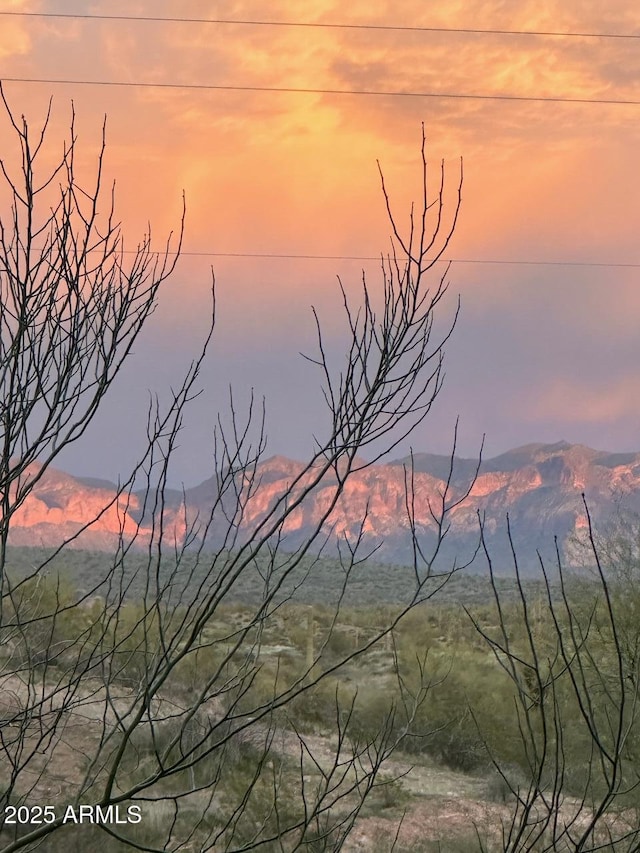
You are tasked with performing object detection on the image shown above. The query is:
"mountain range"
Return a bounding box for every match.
[7,441,640,574]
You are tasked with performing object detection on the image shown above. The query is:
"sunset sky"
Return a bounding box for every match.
[1,0,640,485]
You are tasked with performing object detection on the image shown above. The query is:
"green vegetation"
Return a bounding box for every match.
[3,546,638,851]
[1,544,557,607]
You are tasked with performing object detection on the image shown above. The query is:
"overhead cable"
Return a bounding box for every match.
[0,10,638,41]
[3,76,639,107]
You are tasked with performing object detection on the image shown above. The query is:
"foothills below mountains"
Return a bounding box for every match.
[8,442,640,575]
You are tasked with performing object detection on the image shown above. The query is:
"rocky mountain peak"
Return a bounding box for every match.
[5,442,640,575]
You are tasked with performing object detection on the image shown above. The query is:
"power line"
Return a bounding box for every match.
[31,244,636,269]
[0,10,638,41]
[175,250,640,269]
[3,76,639,107]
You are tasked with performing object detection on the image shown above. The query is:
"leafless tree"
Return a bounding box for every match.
[467,502,640,852]
[0,85,476,853]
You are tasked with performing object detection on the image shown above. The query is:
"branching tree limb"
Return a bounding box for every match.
[468,501,640,853]
[0,95,473,853]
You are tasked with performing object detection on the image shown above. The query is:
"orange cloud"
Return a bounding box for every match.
[523,374,640,425]
[0,0,36,59]
[2,0,639,344]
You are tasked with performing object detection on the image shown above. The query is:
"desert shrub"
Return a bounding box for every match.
[285,679,355,734]
[362,777,412,815]
[320,626,358,662]
[484,763,531,804]
[1,573,90,670]
[346,684,401,745]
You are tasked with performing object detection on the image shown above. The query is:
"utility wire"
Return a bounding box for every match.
[0,10,638,41]
[3,76,639,107]
[165,250,640,269]
[2,14,636,270]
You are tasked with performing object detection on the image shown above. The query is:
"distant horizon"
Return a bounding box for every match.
[54,436,640,491]
[13,435,640,574]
